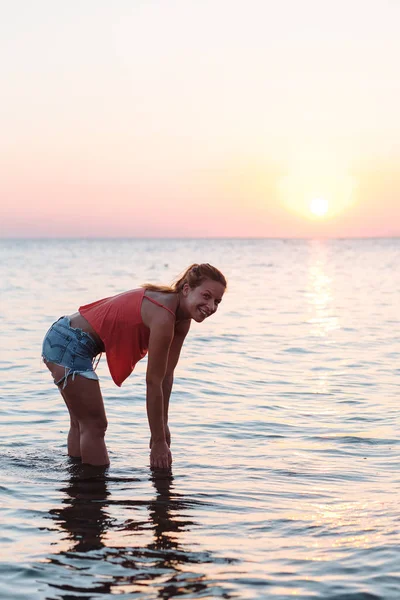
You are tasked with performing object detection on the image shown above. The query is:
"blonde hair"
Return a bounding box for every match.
[143,263,227,294]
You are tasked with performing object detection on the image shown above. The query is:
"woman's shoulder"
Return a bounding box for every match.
[141,290,178,328]
[143,290,178,311]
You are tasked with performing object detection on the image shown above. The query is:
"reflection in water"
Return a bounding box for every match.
[306,241,340,396]
[45,463,232,598]
[306,241,339,340]
[49,463,113,555]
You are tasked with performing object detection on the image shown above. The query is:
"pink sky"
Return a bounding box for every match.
[1,1,399,238]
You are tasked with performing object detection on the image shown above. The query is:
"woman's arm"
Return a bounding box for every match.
[149,319,191,449]
[146,313,175,468]
[163,319,191,427]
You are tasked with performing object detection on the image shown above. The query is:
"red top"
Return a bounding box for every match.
[79,288,175,387]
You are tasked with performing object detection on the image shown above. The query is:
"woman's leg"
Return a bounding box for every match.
[45,361,109,466]
[60,389,81,458]
[62,376,109,466]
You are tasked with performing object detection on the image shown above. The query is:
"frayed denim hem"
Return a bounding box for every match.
[54,365,99,389]
[42,357,99,390]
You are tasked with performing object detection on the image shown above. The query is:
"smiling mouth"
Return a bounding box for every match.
[199,307,208,317]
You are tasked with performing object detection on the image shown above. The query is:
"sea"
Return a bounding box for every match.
[0,238,399,600]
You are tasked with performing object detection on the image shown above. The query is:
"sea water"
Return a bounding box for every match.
[0,238,399,599]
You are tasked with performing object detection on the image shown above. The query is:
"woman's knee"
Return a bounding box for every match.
[79,416,108,437]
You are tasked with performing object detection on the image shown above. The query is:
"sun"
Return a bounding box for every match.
[278,153,358,223]
[309,198,329,217]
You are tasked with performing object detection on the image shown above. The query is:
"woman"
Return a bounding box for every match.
[42,263,226,469]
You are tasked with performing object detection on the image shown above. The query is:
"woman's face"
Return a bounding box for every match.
[182,279,225,322]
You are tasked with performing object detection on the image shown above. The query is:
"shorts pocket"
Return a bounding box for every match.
[42,328,70,364]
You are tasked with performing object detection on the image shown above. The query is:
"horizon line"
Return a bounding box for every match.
[0,235,399,241]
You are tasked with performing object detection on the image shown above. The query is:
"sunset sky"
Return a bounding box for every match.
[1,0,399,238]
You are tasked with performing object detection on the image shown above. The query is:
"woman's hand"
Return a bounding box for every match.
[150,440,172,470]
[149,424,171,449]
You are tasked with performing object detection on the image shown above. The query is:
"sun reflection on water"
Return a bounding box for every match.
[306,242,340,339]
[304,241,341,396]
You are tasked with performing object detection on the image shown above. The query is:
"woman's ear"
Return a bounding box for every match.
[182,282,190,296]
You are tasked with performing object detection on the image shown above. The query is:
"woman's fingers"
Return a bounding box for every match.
[151,458,168,469]
[151,458,172,469]
[151,456,171,469]
[150,442,172,469]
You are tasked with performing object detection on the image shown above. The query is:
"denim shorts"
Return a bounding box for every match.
[42,316,102,389]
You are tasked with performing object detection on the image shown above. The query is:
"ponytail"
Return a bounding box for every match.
[142,263,227,294]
